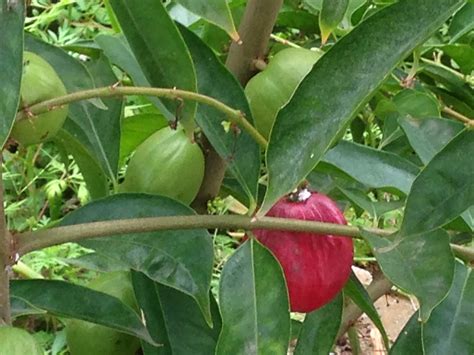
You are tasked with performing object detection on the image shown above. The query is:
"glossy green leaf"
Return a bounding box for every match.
[441,44,474,74]
[399,116,464,165]
[109,0,197,133]
[294,292,343,355]
[10,280,154,344]
[61,194,214,324]
[362,229,454,321]
[338,186,404,217]
[319,0,349,43]
[421,62,474,108]
[0,0,24,146]
[448,3,474,42]
[423,261,474,354]
[24,36,121,182]
[119,113,168,165]
[262,0,464,215]
[322,140,420,194]
[390,312,423,355]
[95,34,170,117]
[10,297,46,318]
[401,130,474,236]
[343,273,390,349]
[393,89,440,118]
[179,25,260,204]
[132,272,221,354]
[175,0,238,41]
[216,240,290,354]
[54,129,109,199]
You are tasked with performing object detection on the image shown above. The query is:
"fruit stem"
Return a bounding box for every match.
[14,86,269,149]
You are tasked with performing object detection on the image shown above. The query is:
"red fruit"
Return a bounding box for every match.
[253,190,353,313]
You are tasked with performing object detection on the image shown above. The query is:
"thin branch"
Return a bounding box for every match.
[16,215,393,256]
[14,86,268,149]
[442,106,474,128]
[0,154,11,325]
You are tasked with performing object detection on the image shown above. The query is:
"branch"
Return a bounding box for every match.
[16,215,393,256]
[0,154,11,325]
[442,106,474,128]
[192,0,283,212]
[14,86,268,148]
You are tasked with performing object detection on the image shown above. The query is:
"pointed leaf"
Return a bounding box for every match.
[323,141,420,194]
[362,229,454,321]
[319,0,349,44]
[10,280,154,344]
[132,272,221,354]
[175,0,239,41]
[179,25,260,204]
[343,272,390,349]
[54,129,109,199]
[61,194,214,324]
[399,116,464,165]
[216,240,290,354]
[262,0,464,215]
[401,130,474,236]
[294,292,343,354]
[423,261,474,354]
[109,0,197,133]
[390,312,423,355]
[448,3,474,42]
[0,0,24,146]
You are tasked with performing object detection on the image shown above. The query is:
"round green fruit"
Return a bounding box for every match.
[11,51,68,146]
[245,47,321,139]
[65,272,140,355]
[0,326,42,355]
[121,126,205,205]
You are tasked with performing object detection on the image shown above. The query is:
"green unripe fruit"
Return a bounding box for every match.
[11,51,68,146]
[0,327,42,355]
[121,126,205,205]
[65,272,140,355]
[245,48,321,139]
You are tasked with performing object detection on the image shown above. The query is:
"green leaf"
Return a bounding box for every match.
[216,240,290,354]
[343,273,390,350]
[423,261,474,354]
[401,130,474,236]
[421,62,474,108]
[393,89,440,118]
[390,312,423,355]
[109,0,197,134]
[95,34,170,117]
[175,0,239,41]
[322,140,420,194]
[10,280,154,344]
[24,36,121,181]
[441,44,474,74]
[54,129,109,199]
[10,297,46,318]
[399,116,464,165]
[362,229,454,322]
[448,3,474,42]
[338,186,404,217]
[60,194,214,324]
[132,272,221,354]
[0,0,24,146]
[179,25,260,205]
[319,0,349,43]
[294,292,343,355]
[119,113,168,165]
[262,0,464,215]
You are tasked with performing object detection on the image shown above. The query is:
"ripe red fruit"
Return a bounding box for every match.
[253,190,353,313]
